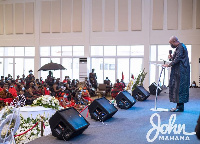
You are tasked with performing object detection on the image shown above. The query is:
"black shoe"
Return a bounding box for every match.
[170,108,184,112]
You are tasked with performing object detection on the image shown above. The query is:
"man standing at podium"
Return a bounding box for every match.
[163,36,190,112]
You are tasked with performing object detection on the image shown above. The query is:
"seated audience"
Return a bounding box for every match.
[8,82,17,97]
[0,83,15,104]
[27,82,40,99]
[25,70,35,89]
[82,87,93,102]
[44,84,51,95]
[190,81,198,88]
[111,79,124,98]
[63,76,69,84]
[16,75,20,83]
[40,77,44,84]
[52,79,62,97]
[120,79,126,89]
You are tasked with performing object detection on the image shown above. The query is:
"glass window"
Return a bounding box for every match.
[15,47,24,56]
[0,47,4,56]
[73,58,79,80]
[0,47,35,78]
[117,46,130,56]
[51,46,61,56]
[117,58,129,83]
[91,46,103,56]
[4,47,14,56]
[40,47,50,56]
[73,46,84,56]
[25,47,35,56]
[62,58,72,80]
[131,45,144,56]
[158,45,172,62]
[62,46,72,56]
[0,58,3,76]
[104,46,116,56]
[149,64,156,84]
[186,45,191,62]
[150,45,156,61]
[91,58,103,83]
[24,59,34,77]
[104,58,115,84]
[130,58,143,79]
[4,58,13,77]
[15,58,24,79]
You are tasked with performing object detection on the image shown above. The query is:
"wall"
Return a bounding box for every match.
[0,0,200,88]
[191,45,200,86]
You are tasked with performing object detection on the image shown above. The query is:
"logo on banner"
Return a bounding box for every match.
[146,113,196,142]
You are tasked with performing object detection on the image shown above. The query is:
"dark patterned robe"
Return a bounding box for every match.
[168,43,190,103]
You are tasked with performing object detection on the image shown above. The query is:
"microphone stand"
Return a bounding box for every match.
[161,60,167,90]
[150,66,168,112]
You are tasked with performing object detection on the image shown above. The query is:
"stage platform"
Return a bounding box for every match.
[28,88,200,144]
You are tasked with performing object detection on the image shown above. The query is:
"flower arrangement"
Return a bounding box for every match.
[0,113,20,143]
[0,106,13,121]
[0,107,49,144]
[126,79,134,91]
[15,114,50,144]
[32,95,60,110]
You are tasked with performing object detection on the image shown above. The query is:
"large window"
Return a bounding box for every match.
[0,47,35,79]
[40,46,83,81]
[149,45,192,86]
[105,58,115,83]
[118,58,129,83]
[90,45,144,84]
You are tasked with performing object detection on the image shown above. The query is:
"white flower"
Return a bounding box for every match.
[33,130,37,135]
[42,101,46,104]
[33,100,37,104]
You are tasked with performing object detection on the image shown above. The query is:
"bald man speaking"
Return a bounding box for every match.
[163,36,190,112]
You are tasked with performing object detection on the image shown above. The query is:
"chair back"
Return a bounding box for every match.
[98,84,106,91]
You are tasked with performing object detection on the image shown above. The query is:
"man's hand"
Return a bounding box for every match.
[162,64,169,67]
[168,54,172,60]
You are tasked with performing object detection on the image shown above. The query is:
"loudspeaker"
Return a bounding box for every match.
[88,97,118,122]
[132,86,150,101]
[149,82,162,95]
[115,90,136,109]
[49,107,90,140]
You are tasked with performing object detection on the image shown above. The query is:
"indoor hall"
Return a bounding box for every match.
[0,0,200,144]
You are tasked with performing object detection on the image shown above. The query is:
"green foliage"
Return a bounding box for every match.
[132,68,147,91]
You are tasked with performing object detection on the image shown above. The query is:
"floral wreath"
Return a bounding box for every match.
[0,113,20,143]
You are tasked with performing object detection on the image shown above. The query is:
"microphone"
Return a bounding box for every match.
[169,50,172,61]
